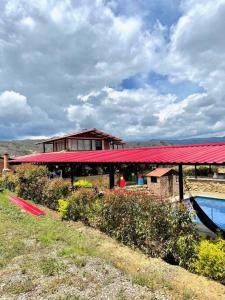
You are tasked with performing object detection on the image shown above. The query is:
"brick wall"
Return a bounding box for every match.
[0,160,4,174]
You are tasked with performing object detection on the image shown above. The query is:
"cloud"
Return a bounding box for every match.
[0,0,225,141]
[0,0,167,139]
[0,90,54,139]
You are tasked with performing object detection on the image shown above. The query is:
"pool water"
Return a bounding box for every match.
[188,196,225,229]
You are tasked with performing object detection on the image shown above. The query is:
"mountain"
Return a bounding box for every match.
[0,140,43,157]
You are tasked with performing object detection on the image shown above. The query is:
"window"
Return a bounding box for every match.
[78,140,84,150]
[95,140,102,150]
[151,176,157,183]
[69,139,78,150]
[84,140,91,150]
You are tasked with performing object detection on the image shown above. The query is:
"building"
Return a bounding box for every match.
[146,168,179,198]
[38,128,125,153]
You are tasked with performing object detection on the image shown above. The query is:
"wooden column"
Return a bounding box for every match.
[109,164,115,189]
[179,164,184,201]
[70,164,75,186]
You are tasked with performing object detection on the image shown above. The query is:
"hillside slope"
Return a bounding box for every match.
[0,191,224,300]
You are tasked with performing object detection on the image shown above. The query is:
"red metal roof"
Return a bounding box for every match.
[10,142,225,165]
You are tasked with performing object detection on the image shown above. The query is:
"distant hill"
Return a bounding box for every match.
[0,140,43,157]
[127,136,225,148]
[1,136,225,157]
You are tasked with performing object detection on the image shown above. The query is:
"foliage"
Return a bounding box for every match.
[193,239,225,283]
[43,178,71,209]
[58,199,69,219]
[0,173,18,192]
[16,164,49,203]
[59,189,198,267]
[65,188,101,226]
[99,190,199,267]
[74,179,93,188]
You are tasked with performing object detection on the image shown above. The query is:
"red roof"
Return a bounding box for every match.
[10,142,225,165]
[146,168,177,177]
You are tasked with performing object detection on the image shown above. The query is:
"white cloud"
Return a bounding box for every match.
[1,0,225,140]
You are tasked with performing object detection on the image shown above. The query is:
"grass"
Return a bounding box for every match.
[0,190,225,299]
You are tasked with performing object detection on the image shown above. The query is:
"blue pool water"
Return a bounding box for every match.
[188,196,225,229]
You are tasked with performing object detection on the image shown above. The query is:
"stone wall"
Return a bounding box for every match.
[187,178,225,194]
[147,175,179,198]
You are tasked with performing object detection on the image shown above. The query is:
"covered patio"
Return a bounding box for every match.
[10,142,225,201]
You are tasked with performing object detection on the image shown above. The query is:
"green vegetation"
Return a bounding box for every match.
[15,164,71,209]
[0,191,224,299]
[58,188,199,268]
[193,239,225,283]
[74,179,93,188]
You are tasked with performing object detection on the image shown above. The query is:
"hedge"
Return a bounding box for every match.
[58,189,199,267]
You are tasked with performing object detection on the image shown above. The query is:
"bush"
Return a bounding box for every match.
[74,179,93,188]
[193,239,225,283]
[99,190,198,267]
[58,199,69,219]
[43,178,71,209]
[16,164,49,203]
[65,188,101,225]
[1,173,19,192]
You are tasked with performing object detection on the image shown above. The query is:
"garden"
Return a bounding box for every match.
[0,164,225,285]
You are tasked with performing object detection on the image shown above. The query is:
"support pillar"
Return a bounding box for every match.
[178,164,184,201]
[70,164,75,186]
[195,165,197,179]
[109,164,115,189]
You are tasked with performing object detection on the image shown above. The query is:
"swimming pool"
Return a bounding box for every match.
[187,196,225,229]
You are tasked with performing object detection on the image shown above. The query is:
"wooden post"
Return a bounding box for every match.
[70,164,75,186]
[179,164,184,201]
[109,164,115,189]
[43,143,46,153]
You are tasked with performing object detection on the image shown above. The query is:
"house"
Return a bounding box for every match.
[146,168,179,198]
[38,128,125,153]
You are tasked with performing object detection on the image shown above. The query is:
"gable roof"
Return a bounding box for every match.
[37,128,124,145]
[11,142,225,165]
[146,168,177,177]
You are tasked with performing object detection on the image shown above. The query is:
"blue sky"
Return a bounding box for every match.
[0,0,225,140]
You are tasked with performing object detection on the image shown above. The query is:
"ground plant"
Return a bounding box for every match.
[193,238,225,283]
[2,165,225,285]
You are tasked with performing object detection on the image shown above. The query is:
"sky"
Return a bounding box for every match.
[0,0,225,141]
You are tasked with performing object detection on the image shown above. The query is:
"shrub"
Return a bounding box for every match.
[74,179,93,188]
[0,176,4,189]
[16,164,49,203]
[65,188,101,225]
[1,173,19,192]
[99,190,198,266]
[193,239,225,283]
[58,199,69,219]
[43,178,71,209]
